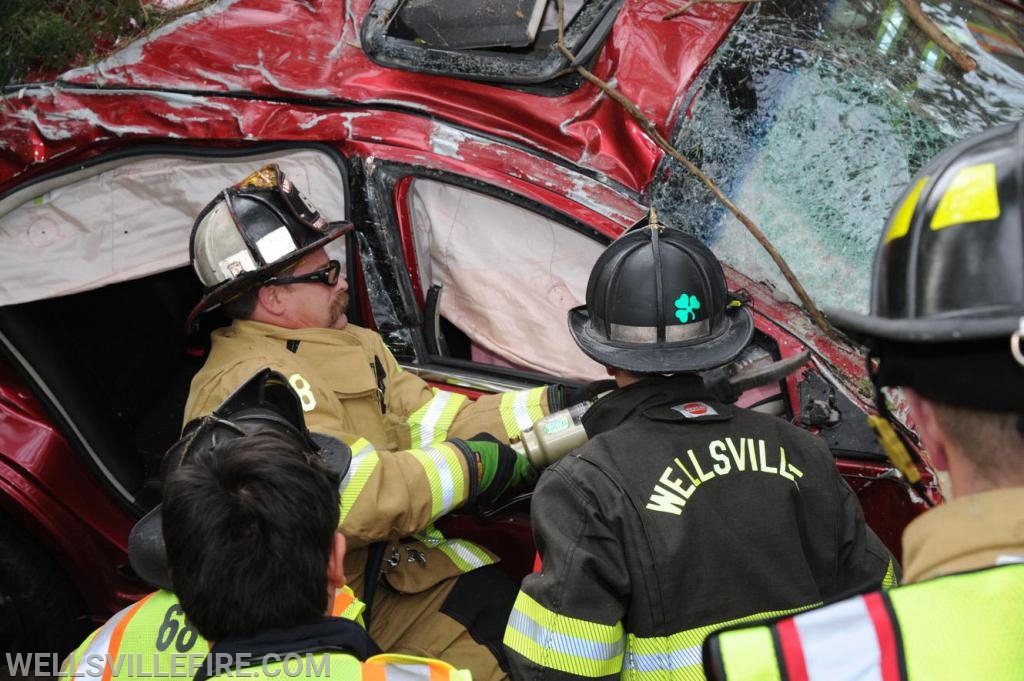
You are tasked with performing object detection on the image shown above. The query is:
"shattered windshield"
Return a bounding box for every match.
[654,0,1024,314]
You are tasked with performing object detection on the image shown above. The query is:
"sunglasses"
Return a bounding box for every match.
[266,259,342,287]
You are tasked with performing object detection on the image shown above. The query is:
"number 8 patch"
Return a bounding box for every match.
[289,373,317,412]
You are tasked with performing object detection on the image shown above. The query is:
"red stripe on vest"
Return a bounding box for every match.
[864,592,901,681]
[776,617,810,681]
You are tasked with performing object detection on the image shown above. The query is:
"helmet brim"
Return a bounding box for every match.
[568,304,754,373]
[128,507,172,591]
[187,221,351,331]
[826,306,1023,345]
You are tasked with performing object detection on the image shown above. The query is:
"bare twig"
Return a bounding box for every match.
[898,0,977,72]
[553,38,834,337]
[663,0,763,21]
[663,1,697,19]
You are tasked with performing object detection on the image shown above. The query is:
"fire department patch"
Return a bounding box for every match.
[672,401,719,419]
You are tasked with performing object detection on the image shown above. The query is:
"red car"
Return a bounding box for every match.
[1,0,1020,659]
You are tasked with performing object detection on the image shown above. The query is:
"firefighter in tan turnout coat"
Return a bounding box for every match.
[184,165,559,681]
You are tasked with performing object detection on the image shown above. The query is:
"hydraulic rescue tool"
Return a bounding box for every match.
[513,348,812,468]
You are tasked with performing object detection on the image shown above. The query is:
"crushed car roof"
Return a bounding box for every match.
[0,0,742,192]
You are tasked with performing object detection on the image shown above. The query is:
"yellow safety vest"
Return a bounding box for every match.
[65,587,365,679]
[707,563,1024,680]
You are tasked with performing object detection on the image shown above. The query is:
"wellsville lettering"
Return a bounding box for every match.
[646,437,804,516]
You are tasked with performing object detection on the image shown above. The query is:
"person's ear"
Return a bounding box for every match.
[903,388,950,472]
[256,284,286,316]
[327,532,346,589]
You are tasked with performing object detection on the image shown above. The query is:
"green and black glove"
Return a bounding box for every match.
[455,432,537,507]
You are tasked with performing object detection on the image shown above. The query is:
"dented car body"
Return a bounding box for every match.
[1,0,1022,657]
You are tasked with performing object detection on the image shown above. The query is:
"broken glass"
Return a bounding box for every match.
[653,0,1024,313]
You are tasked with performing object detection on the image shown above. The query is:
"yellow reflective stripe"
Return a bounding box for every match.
[504,591,624,677]
[885,176,929,243]
[408,443,466,519]
[500,387,546,439]
[414,524,494,572]
[931,162,1000,231]
[408,389,468,448]
[339,439,379,524]
[715,627,783,681]
[621,603,819,679]
[882,559,898,589]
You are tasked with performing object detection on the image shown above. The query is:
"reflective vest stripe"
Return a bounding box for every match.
[387,663,443,681]
[339,439,380,524]
[882,559,899,589]
[332,589,355,616]
[621,603,818,680]
[72,600,140,679]
[434,538,492,571]
[365,654,470,681]
[75,593,154,681]
[776,618,809,681]
[331,586,365,625]
[786,594,900,681]
[864,592,901,681]
[408,389,468,448]
[414,524,494,572]
[408,443,466,519]
[504,591,624,677]
[363,662,387,681]
[500,388,546,439]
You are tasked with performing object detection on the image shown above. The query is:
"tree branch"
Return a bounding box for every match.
[554,27,835,337]
[898,0,977,72]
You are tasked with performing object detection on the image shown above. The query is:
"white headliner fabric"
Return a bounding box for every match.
[409,179,606,381]
[0,151,346,306]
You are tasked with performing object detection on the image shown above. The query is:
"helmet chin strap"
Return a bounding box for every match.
[866,353,936,508]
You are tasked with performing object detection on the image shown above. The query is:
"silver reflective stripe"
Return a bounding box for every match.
[417,391,455,445]
[623,645,701,673]
[72,604,136,679]
[606,319,710,343]
[386,664,434,681]
[512,390,534,432]
[437,538,490,570]
[421,445,457,513]
[795,597,883,681]
[507,608,625,663]
[341,442,377,490]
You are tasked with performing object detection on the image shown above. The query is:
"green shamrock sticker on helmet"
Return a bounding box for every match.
[674,293,701,323]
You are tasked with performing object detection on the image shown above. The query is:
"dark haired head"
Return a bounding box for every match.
[161,429,340,641]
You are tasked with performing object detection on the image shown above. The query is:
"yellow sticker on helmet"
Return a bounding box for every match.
[931,162,1000,231]
[884,176,929,243]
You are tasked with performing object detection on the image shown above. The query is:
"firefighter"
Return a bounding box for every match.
[702,123,1024,679]
[183,165,560,680]
[503,220,898,681]
[63,370,367,678]
[165,370,468,680]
